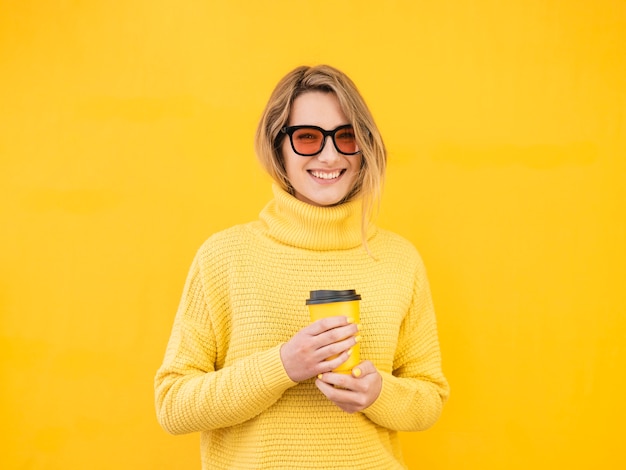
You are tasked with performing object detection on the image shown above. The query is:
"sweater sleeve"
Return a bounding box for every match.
[362,258,450,432]
[154,254,297,435]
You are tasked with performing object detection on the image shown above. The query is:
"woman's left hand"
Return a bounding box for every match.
[315,360,382,413]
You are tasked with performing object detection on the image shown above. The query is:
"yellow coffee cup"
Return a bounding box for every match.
[306,289,361,373]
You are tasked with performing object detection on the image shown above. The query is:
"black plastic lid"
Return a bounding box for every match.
[305,289,361,305]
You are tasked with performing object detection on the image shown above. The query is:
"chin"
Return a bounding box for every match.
[298,192,346,207]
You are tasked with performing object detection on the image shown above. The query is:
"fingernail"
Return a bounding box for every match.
[347,347,353,356]
[346,317,355,324]
[354,335,361,343]
[317,374,323,380]
[353,367,362,377]
[356,323,362,331]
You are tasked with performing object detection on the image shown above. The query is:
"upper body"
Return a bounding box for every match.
[155,186,449,469]
[155,64,449,469]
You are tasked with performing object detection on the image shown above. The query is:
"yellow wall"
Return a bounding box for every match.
[1,1,624,468]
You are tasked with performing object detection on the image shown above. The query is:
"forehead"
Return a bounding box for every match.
[289,91,349,127]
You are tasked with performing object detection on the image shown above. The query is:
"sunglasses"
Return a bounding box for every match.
[281,124,361,157]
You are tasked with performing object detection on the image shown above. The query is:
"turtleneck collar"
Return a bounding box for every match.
[258,185,375,251]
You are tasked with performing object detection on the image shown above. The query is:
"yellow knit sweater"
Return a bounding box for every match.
[155,185,449,469]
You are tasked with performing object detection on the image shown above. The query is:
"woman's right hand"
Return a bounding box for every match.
[280,316,360,382]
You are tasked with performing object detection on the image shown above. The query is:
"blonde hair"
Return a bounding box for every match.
[255,65,387,250]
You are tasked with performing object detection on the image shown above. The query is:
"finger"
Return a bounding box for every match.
[315,377,339,399]
[315,376,354,398]
[308,315,355,335]
[315,335,357,361]
[318,324,360,345]
[319,371,355,389]
[351,360,376,378]
[315,378,363,413]
[316,349,353,375]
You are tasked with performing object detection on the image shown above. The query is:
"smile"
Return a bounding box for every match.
[309,169,345,180]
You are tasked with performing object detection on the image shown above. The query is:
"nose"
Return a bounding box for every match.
[316,135,341,163]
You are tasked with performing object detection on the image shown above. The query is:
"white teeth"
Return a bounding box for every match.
[310,170,342,180]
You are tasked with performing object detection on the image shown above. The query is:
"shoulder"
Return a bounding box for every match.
[194,222,257,266]
[370,228,430,281]
[200,222,255,247]
[371,228,422,262]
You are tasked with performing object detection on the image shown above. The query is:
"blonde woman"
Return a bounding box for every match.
[155,65,449,469]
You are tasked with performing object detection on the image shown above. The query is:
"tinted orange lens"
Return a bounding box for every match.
[292,128,323,154]
[334,127,357,154]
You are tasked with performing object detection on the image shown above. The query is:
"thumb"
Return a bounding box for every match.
[351,360,375,378]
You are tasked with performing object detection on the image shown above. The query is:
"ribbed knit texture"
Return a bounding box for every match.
[155,185,449,470]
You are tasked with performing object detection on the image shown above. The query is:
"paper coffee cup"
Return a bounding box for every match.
[306,289,361,373]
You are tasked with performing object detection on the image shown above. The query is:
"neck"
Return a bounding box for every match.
[258,185,374,251]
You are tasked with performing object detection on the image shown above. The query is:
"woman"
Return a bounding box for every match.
[155,65,449,469]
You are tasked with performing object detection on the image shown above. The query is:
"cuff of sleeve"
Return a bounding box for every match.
[362,371,394,421]
[256,343,298,394]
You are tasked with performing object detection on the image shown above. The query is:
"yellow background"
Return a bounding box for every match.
[1,1,624,468]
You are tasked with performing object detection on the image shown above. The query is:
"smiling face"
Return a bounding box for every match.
[282,91,362,207]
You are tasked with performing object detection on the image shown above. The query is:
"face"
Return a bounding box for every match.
[282,91,362,207]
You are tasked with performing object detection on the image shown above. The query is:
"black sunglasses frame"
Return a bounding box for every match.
[280,124,361,157]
